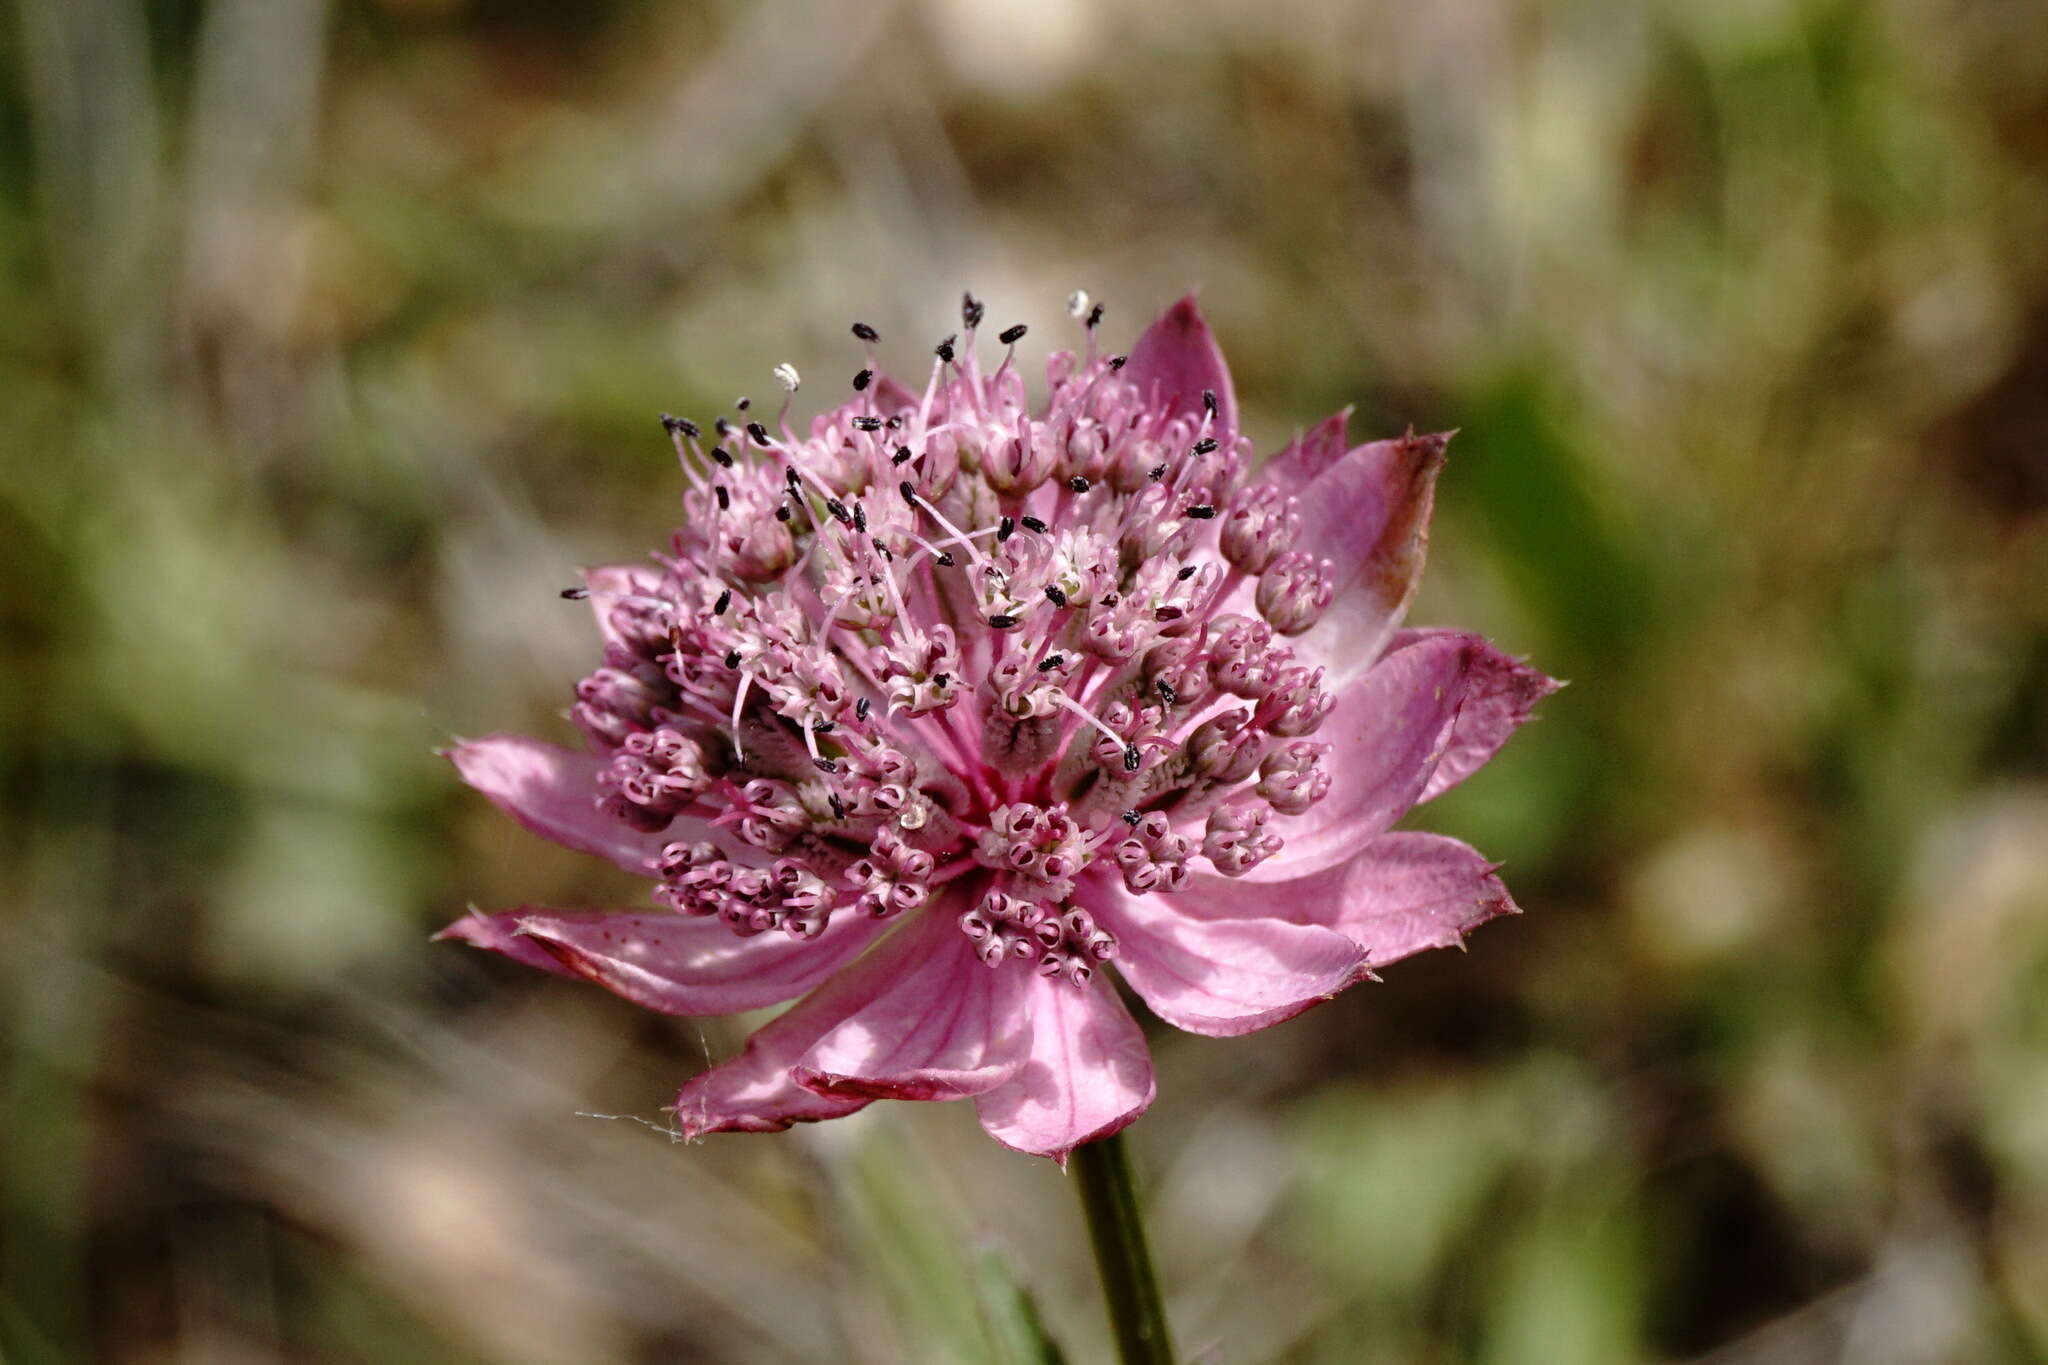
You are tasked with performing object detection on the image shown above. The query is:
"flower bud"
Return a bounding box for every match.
[1187,708,1262,783]
[1203,801,1282,875]
[1257,741,1331,815]
[1255,551,1336,635]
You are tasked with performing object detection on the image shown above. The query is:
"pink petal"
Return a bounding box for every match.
[1385,630,1562,801]
[1123,294,1237,434]
[1263,407,1353,489]
[973,974,1155,1163]
[870,372,924,414]
[1091,881,1371,1038]
[674,910,1006,1135]
[793,912,1030,1102]
[581,562,661,649]
[514,907,890,1015]
[1176,832,1519,968]
[433,908,582,979]
[447,734,710,875]
[1292,430,1450,682]
[1252,635,1474,880]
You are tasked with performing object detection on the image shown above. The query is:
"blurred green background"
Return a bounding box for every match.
[4,0,2047,1360]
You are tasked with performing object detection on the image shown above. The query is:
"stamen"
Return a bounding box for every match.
[729,669,754,762]
[1050,690,1131,761]
[906,490,989,569]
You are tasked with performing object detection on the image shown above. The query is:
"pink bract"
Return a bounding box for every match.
[439,294,1557,1162]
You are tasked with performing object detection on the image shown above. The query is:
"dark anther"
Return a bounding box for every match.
[892,445,913,465]
[932,672,951,688]
[1101,591,1121,606]
[1021,515,1049,533]
[997,516,1015,542]
[785,466,802,489]
[1044,585,1068,608]
[661,414,699,438]
[1157,681,1178,704]
[1185,504,1216,519]
[988,613,1020,630]
[1148,464,1168,482]
[851,321,880,342]
[886,416,902,429]
[999,323,1027,345]
[1086,303,1105,329]
[710,446,734,467]
[826,498,852,525]
[829,794,847,820]
[714,589,732,615]
[812,719,836,734]
[1108,355,1127,371]
[1202,389,1218,415]
[1123,744,1142,772]
[775,503,793,522]
[714,484,730,510]
[812,757,840,774]
[853,368,873,392]
[855,697,872,721]
[1120,809,1141,827]
[853,502,867,532]
[962,293,985,329]
[898,480,917,505]
[724,650,742,669]
[715,416,733,436]
[870,536,889,557]
[1193,437,1218,455]
[935,335,957,363]
[1068,475,1091,493]
[1177,564,1197,581]
[736,396,752,411]
[936,551,956,567]
[1038,654,1066,672]
[560,587,590,600]
[851,415,883,432]
[747,421,771,446]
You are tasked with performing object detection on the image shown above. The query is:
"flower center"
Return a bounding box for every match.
[570,297,1338,978]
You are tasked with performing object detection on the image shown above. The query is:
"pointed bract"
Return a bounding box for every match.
[1097,880,1371,1037]
[795,918,1029,1101]
[973,975,1155,1163]
[1123,294,1237,434]
[1385,630,1563,801]
[1294,431,1450,683]
[513,906,889,1015]
[447,735,706,875]
[1177,832,1518,967]
[1264,407,1353,488]
[434,908,583,980]
[1252,633,1475,880]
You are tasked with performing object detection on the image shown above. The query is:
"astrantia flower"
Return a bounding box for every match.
[440,294,1557,1161]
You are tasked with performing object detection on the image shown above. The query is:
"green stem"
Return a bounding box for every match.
[1071,1132,1175,1365]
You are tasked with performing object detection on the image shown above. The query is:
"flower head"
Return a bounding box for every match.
[439,295,1558,1161]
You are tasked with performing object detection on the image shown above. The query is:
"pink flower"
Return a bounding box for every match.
[440,294,1557,1161]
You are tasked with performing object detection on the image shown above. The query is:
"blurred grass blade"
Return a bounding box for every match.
[974,1247,1069,1365]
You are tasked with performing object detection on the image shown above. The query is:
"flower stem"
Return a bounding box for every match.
[1072,1132,1175,1365]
